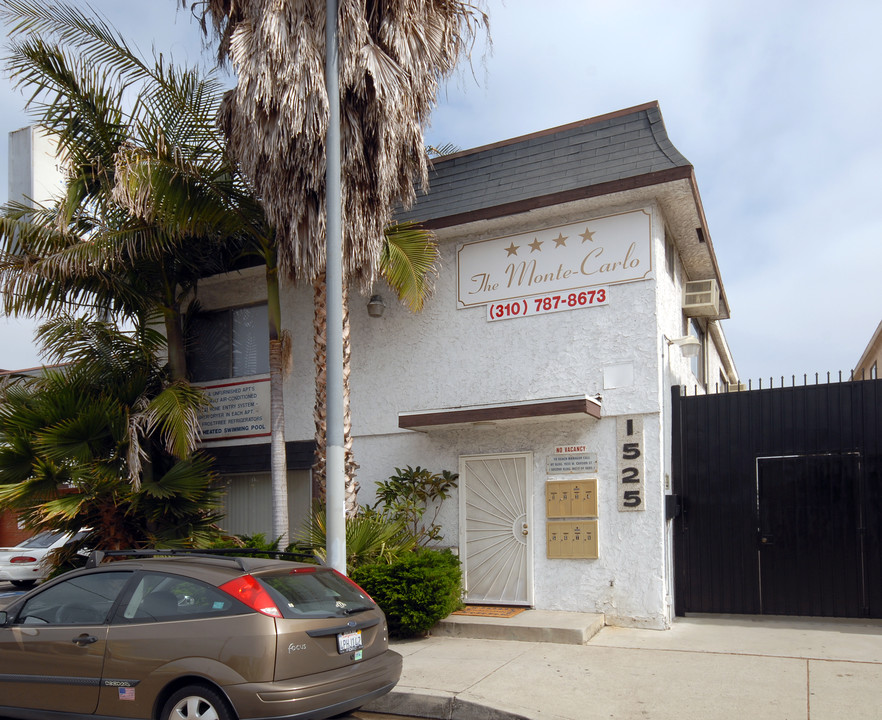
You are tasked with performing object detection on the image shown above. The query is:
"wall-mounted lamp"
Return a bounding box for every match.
[667,335,701,358]
[367,294,386,318]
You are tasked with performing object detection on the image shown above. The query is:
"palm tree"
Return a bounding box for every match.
[195,0,486,284]
[193,0,487,512]
[0,0,249,380]
[0,1,292,543]
[0,315,224,555]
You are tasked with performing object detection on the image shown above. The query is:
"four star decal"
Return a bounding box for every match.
[501,226,595,257]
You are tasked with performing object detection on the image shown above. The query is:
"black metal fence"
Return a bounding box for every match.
[671,376,882,618]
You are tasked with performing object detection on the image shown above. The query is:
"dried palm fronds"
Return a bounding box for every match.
[191,0,488,288]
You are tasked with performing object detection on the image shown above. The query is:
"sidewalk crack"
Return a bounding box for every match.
[806,659,811,719]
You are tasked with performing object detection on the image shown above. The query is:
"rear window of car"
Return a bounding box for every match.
[20,531,67,549]
[259,569,374,619]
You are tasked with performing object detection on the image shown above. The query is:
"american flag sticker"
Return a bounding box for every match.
[119,687,136,701]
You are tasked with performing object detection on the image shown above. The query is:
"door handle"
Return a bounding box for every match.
[522,523,529,536]
[72,634,98,646]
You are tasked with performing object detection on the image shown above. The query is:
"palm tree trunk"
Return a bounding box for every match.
[163,306,187,381]
[341,285,359,516]
[267,262,289,547]
[312,276,327,501]
[312,274,359,516]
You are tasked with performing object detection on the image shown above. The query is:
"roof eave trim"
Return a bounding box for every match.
[686,169,732,319]
[855,318,882,373]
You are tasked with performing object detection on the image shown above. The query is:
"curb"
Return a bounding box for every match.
[366,687,536,720]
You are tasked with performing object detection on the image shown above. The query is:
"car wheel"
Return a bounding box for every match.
[10,580,35,589]
[161,685,234,720]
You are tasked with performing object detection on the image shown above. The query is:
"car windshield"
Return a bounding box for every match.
[260,569,372,618]
[19,531,66,549]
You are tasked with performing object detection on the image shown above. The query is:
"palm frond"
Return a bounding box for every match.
[296,504,416,566]
[142,382,210,460]
[426,143,461,157]
[380,221,439,312]
[0,0,152,86]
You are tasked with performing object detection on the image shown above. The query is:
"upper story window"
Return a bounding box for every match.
[188,304,269,383]
[665,230,677,280]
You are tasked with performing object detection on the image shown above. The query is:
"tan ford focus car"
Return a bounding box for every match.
[0,550,402,720]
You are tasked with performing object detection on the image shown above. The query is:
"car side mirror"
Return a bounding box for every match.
[0,611,7,626]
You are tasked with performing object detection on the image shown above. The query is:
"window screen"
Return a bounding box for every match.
[189,304,270,382]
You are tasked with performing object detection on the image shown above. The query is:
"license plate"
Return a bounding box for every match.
[337,630,363,654]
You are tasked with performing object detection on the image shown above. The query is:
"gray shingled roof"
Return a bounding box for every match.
[397,102,691,225]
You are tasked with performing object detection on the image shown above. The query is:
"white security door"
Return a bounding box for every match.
[459,453,533,605]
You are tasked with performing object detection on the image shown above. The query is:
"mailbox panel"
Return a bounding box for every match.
[546,520,599,559]
[545,479,598,518]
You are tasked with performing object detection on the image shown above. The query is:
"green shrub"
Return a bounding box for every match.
[295,503,417,567]
[210,533,281,551]
[351,548,462,638]
[373,465,458,546]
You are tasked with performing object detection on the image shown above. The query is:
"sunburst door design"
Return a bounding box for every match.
[459,453,533,605]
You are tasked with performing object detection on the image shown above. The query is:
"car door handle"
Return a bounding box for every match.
[72,634,98,646]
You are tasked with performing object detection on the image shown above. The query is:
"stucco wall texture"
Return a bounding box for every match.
[343,200,710,629]
[199,196,730,629]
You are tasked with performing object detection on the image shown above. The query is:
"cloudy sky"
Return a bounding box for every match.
[0,0,879,382]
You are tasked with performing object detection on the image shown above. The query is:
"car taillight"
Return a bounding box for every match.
[219,575,283,617]
[9,556,37,564]
[331,569,374,602]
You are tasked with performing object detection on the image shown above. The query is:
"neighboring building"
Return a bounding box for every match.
[8,125,63,207]
[854,319,882,380]
[194,102,738,629]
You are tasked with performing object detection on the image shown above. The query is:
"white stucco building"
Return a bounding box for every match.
[194,102,738,629]
[8,125,63,207]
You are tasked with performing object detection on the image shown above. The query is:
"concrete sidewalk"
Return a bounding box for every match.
[365,613,882,720]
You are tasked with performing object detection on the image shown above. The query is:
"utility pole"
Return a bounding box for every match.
[324,0,346,574]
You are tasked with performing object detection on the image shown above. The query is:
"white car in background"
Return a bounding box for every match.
[0,530,87,588]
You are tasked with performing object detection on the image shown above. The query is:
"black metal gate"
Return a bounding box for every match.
[671,378,882,618]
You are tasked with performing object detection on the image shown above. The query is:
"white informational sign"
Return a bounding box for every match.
[487,286,609,321]
[547,450,598,475]
[458,208,652,309]
[196,377,271,442]
[617,416,645,511]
